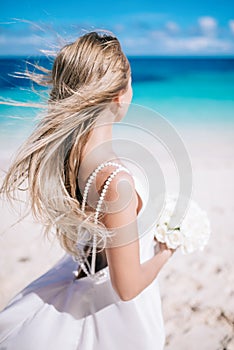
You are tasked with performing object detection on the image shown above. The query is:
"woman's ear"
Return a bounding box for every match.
[113,90,125,107]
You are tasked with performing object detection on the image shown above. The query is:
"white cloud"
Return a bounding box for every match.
[113,24,125,33]
[164,36,232,53]
[165,21,180,34]
[0,34,55,55]
[0,35,7,44]
[198,16,217,36]
[229,19,234,34]
[121,32,234,55]
[150,30,167,39]
[122,37,149,48]
[1,15,234,56]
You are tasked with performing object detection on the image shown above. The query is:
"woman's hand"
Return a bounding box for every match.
[158,242,176,257]
[154,237,177,260]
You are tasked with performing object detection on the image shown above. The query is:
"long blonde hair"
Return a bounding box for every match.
[1,31,131,259]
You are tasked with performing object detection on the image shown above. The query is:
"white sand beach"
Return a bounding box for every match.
[0,123,233,349]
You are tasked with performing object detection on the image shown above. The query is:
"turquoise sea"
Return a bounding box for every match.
[0,57,234,144]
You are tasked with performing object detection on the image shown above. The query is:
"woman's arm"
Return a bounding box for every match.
[99,171,174,301]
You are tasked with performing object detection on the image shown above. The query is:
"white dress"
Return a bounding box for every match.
[0,163,165,350]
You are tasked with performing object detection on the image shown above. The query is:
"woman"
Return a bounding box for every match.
[0,31,175,349]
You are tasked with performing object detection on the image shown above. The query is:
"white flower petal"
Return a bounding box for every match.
[155,194,211,255]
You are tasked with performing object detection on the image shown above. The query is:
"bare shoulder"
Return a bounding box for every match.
[101,166,135,201]
[95,165,138,233]
[92,162,136,201]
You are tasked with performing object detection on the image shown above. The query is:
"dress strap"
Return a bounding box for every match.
[76,161,131,279]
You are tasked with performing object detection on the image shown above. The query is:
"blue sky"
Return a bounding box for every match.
[1,0,234,56]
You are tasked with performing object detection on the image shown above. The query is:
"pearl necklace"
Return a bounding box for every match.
[74,161,131,281]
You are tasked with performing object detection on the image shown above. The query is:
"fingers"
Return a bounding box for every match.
[158,242,176,257]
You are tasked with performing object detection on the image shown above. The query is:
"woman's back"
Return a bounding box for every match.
[0,160,166,350]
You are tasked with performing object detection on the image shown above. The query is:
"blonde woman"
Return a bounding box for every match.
[0,31,175,349]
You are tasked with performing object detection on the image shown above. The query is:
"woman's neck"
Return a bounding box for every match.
[79,110,119,182]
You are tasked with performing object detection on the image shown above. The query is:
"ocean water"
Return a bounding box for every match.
[0,56,233,145]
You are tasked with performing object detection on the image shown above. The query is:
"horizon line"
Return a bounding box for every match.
[0,54,234,59]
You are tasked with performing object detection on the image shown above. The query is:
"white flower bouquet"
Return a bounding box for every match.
[154,193,211,254]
